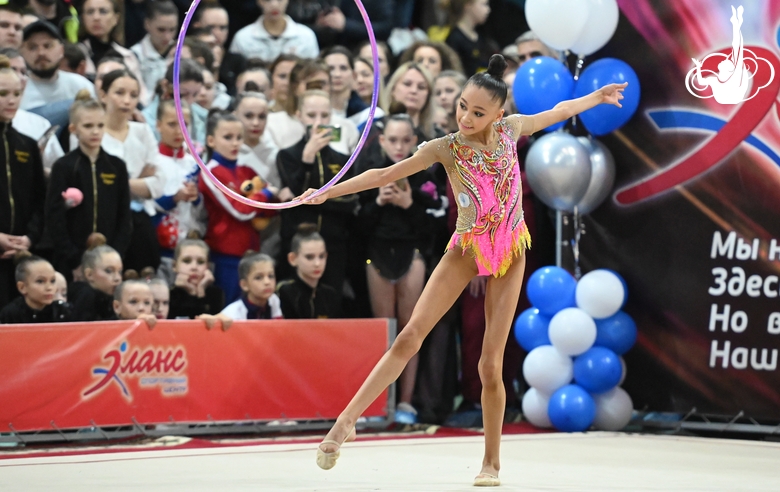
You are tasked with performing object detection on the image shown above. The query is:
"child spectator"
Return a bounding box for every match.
[46,90,132,279]
[0,253,72,323]
[434,70,467,133]
[444,0,498,76]
[276,90,357,299]
[0,54,46,307]
[221,252,282,320]
[153,99,205,274]
[192,2,246,95]
[276,223,340,319]
[143,59,207,146]
[97,68,164,274]
[60,43,87,76]
[168,238,224,319]
[148,278,171,320]
[69,235,123,321]
[198,111,274,302]
[130,1,179,96]
[233,90,281,190]
[54,271,67,302]
[356,40,393,81]
[229,0,319,64]
[112,279,157,327]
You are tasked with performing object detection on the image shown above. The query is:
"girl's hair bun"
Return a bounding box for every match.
[486,54,507,80]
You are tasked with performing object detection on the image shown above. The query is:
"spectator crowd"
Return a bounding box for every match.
[0,0,560,426]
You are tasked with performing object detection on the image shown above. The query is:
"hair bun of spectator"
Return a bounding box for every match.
[140,266,156,279]
[0,55,10,70]
[123,269,139,280]
[388,101,408,116]
[486,54,507,80]
[75,89,93,102]
[86,232,108,250]
[296,223,319,236]
[243,249,259,258]
[12,250,32,266]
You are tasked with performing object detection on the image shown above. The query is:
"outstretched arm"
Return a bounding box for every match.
[298,137,448,204]
[510,82,628,135]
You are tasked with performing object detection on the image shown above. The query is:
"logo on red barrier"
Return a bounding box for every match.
[82,341,189,401]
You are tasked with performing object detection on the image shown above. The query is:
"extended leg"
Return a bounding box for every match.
[319,249,476,455]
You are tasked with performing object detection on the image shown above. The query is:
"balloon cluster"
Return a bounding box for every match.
[515,0,642,213]
[515,267,637,432]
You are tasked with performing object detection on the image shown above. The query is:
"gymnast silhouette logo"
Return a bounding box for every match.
[82,341,188,401]
[686,5,774,104]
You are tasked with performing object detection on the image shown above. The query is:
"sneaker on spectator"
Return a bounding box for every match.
[395,402,418,424]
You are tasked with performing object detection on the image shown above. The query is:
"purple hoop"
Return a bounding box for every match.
[173,1,381,210]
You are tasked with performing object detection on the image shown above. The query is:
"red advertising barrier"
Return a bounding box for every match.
[0,319,391,432]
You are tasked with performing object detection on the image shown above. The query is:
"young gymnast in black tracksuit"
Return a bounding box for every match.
[276,91,358,301]
[45,92,132,278]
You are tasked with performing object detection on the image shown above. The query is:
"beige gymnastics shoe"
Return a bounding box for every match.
[473,473,501,486]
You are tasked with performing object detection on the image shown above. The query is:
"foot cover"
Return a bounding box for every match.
[473,473,501,487]
[316,440,341,470]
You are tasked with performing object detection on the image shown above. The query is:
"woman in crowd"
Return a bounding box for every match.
[381,62,439,140]
[78,0,148,104]
[268,54,300,113]
[398,40,463,79]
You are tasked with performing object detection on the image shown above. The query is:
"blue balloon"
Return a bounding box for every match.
[573,58,641,136]
[513,56,574,131]
[526,266,577,316]
[548,384,595,432]
[514,308,552,352]
[594,311,637,355]
[573,347,622,393]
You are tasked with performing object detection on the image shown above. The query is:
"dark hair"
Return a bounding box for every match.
[384,113,415,134]
[290,223,325,254]
[465,54,508,104]
[269,53,300,83]
[96,54,126,71]
[14,252,50,283]
[184,37,215,71]
[100,68,139,94]
[192,0,227,24]
[146,0,178,20]
[238,252,275,280]
[355,40,394,72]
[62,43,86,70]
[160,58,204,97]
[205,110,241,159]
[245,57,269,71]
[319,45,355,69]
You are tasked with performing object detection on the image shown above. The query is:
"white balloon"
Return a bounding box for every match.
[619,356,627,386]
[548,308,597,356]
[576,270,625,319]
[525,0,590,51]
[522,388,553,428]
[593,387,633,431]
[570,0,620,56]
[522,345,574,393]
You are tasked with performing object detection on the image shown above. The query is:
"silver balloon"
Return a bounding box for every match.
[526,132,591,211]
[575,137,616,214]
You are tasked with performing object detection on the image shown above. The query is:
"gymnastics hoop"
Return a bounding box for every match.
[173,0,381,210]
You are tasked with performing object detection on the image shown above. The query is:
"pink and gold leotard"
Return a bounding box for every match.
[444,119,531,277]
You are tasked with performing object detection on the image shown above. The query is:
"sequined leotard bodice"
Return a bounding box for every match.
[444,119,531,277]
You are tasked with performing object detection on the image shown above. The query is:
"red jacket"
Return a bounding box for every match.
[198,155,269,257]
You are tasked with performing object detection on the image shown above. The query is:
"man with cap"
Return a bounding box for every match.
[19,20,94,113]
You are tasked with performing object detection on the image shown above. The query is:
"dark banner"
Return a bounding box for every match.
[579,0,780,419]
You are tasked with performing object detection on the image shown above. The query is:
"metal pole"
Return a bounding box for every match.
[555,210,563,267]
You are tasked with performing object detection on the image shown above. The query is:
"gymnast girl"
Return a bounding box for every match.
[300,53,626,487]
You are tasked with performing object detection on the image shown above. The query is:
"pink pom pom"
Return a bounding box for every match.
[62,188,83,208]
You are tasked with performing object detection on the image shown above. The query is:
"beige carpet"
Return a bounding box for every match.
[1,432,778,491]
